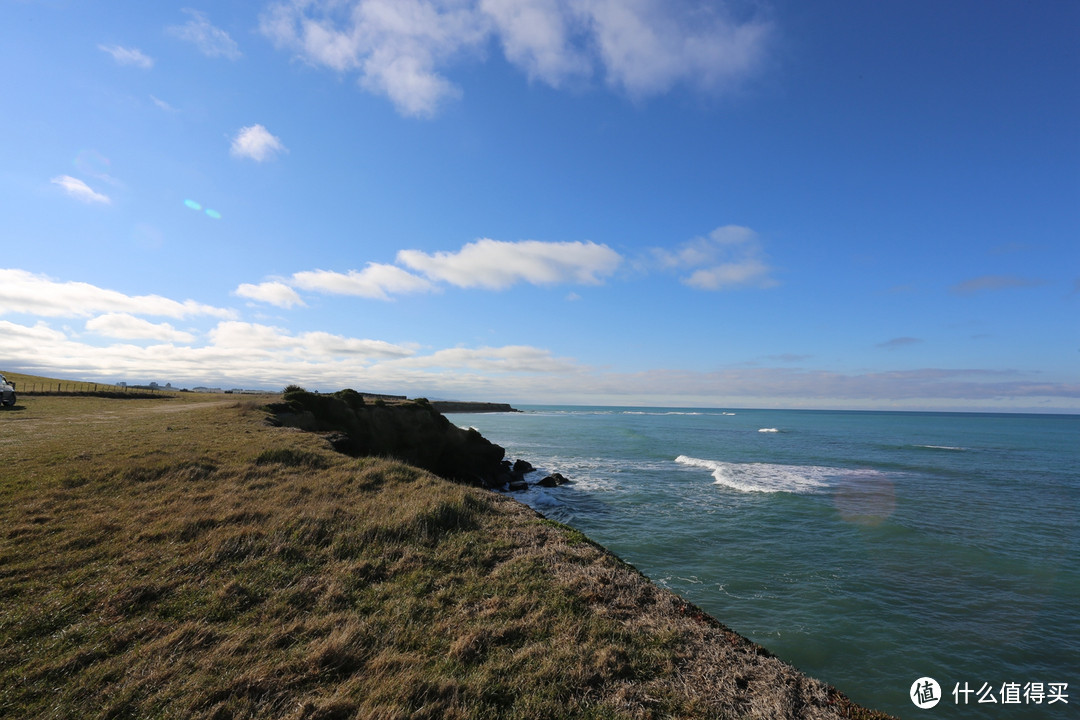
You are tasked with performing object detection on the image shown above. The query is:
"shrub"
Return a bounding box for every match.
[333,389,365,410]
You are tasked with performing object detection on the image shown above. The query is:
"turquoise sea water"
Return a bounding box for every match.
[452,407,1079,719]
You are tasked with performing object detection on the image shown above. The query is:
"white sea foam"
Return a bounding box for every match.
[622,411,703,416]
[915,444,966,451]
[675,455,833,494]
[758,427,780,433]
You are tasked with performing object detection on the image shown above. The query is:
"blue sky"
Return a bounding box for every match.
[1,0,1077,410]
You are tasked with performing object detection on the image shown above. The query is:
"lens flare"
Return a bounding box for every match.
[184,199,202,211]
[204,208,222,220]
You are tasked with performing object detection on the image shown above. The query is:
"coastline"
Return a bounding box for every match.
[0,392,897,718]
[431,400,520,414]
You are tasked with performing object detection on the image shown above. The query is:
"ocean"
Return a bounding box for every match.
[451,407,1079,719]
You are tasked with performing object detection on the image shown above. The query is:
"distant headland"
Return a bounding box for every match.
[430,400,520,413]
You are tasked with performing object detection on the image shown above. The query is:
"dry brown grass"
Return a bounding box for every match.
[1,370,171,397]
[0,392,895,719]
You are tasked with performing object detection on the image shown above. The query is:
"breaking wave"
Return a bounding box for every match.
[623,411,704,416]
[675,455,835,494]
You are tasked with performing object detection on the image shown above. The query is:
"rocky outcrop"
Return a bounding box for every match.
[267,390,506,487]
[536,472,570,488]
[266,389,574,493]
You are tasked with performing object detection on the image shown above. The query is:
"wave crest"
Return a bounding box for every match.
[675,455,833,494]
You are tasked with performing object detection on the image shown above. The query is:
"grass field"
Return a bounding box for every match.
[0,390,893,719]
[1,370,171,397]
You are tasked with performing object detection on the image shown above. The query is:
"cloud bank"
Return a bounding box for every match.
[2,312,1076,411]
[1,268,1075,410]
[242,238,624,304]
[260,0,771,116]
[0,269,232,319]
[85,314,196,343]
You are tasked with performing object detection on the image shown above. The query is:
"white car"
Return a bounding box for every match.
[0,374,16,407]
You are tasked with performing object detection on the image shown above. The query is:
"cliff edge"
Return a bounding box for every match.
[267,388,510,487]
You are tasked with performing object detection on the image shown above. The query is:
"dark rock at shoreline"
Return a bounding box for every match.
[512,459,534,475]
[536,472,570,488]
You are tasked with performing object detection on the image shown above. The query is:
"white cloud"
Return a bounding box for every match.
[204,323,416,361]
[230,125,287,162]
[654,225,777,290]
[51,175,111,205]
[479,0,589,86]
[0,320,68,344]
[262,0,485,117]
[291,264,435,300]
[397,238,622,289]
[261,0,770,116]
[581,0,769,97]
[243,230,767,308]
[235,281,306,308]
[98,44,154,69]
[208,321,288,351]
[86,313,196,343]
[239,239,618,305]
[0,269,234,320]
[150,95,178,112]
[301,331,416,359]
[169,9,241,59]
[683,259,773,290]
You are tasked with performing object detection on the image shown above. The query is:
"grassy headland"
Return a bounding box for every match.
[0,388,894,719]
